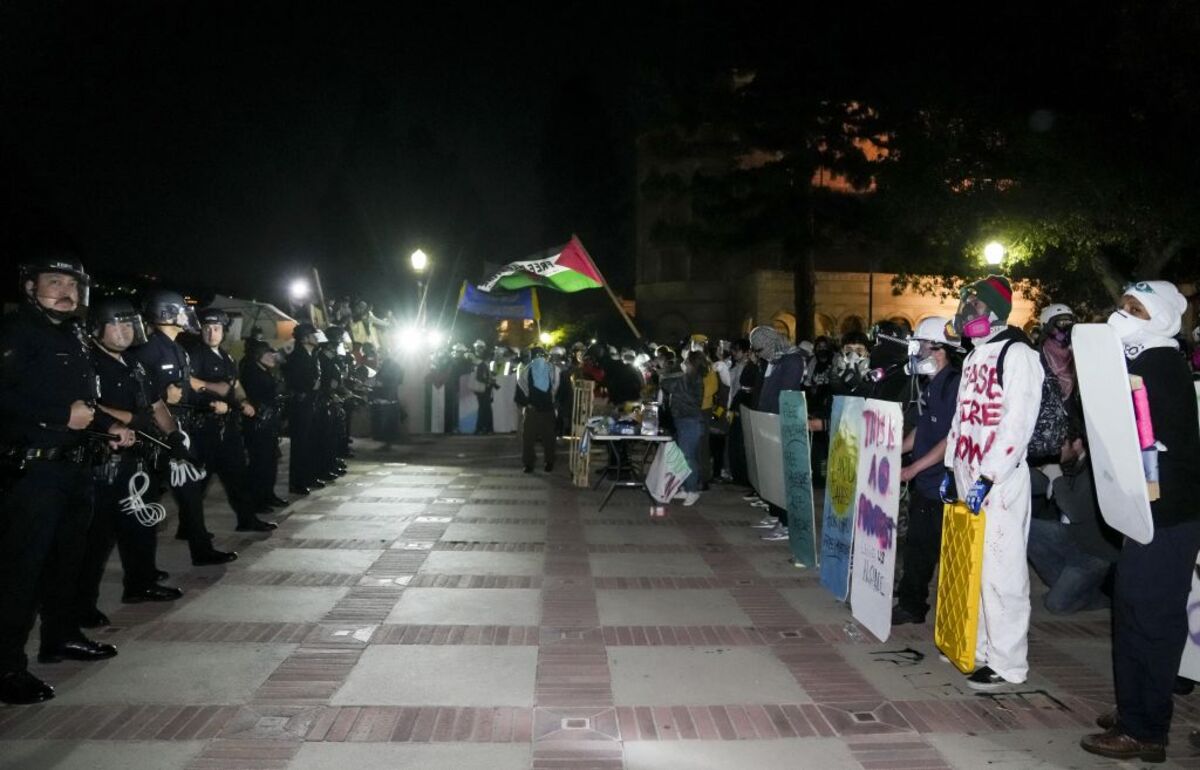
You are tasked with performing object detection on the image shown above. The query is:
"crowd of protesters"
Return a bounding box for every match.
[411,274,1200,763]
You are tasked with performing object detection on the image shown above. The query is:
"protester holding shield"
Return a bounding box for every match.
[940,275,1043,690]
[1081,281,1200,763]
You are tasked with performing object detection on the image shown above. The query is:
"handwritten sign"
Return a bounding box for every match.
[820,397,864,601]
[780,391,817,568]
[850,399,903,642]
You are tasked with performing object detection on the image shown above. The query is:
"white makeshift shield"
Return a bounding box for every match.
[1071,323,1154,544]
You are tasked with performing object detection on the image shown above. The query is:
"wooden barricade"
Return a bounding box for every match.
[568,379,596,487]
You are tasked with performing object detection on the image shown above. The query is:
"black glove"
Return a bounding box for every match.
[167,431,191,462]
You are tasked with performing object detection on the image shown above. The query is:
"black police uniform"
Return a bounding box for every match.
[474,359,495,434]
[240,354,283,507]
[76,344,168,615]
[0,305,117,676]
[316,347,345,478]
[127,328,216,557]
[283,343,322,491]
[188,342,269,529]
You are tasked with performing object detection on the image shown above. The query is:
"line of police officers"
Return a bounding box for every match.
[0,254,356,705]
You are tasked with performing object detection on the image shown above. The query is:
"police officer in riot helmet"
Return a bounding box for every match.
[75,295,183,632]
[0,252,132,705]
[321,325,354,467]
[240,338,288,509]
[187,308,276,532]
[472,339,499,434]
[311,325,348,481]
[283,322,326,494]
[128,289,237,566]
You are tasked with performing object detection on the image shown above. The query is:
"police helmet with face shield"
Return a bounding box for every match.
[19,251,91,320]
[199,307,231,328]
[89,295,148,349]
[143,289,200,333]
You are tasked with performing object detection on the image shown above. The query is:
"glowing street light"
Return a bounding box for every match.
[410,249,429,273]
[984,241,1005,266]
[538,332,553,345]
[289,278,311,302]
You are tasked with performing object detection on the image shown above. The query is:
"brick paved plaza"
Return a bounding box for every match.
[2,435,1198,769]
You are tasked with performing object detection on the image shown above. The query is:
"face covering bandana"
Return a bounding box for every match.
[1107,310,1176,359]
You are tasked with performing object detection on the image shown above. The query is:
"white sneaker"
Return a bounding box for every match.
[761,525,789,542]
[749,500,771,509]
[682,492,700,507]
[672,490,687,500]
[751,516,778,528]
[742,493,761,502]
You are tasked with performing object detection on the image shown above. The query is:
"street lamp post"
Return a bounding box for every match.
[984,241,1006,266]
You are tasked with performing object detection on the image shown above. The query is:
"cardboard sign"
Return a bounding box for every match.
[780,391,817,568]
[820,397,865,601]
[850,399,903,642]
[741,405,760,492]
[749,410,786,508]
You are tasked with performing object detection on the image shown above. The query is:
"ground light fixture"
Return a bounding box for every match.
[984,241,1005,266]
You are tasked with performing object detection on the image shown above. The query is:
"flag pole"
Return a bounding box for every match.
[572,235,642,340]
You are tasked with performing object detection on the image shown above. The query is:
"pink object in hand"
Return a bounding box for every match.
[1130,376,1155,450]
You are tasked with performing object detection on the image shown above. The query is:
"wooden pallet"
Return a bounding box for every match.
[568,380,596,487]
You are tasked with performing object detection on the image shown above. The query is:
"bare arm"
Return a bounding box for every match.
[901,438,948,482]
[152,400,178,434]
[98,404,135,425]
[191,377,231,397]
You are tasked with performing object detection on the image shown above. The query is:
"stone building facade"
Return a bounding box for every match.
[635,268,1036,343]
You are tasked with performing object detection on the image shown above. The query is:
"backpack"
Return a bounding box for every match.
[996,334,1069,463]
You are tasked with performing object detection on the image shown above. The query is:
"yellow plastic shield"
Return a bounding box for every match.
[934,502,986,674]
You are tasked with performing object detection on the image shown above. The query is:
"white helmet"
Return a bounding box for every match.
[1038,303,1074,327]
[913,316,953,346]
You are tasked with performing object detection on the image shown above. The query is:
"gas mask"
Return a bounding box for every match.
[953,295,996,339]
[903,339,933,376]
[836,348,869,378]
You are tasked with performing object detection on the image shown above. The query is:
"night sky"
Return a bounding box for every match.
[0,2,651,309]
[2,2,1188,319]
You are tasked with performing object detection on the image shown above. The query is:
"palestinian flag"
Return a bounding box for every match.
[478,235,604,293]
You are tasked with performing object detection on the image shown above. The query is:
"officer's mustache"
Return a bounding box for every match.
[38,292,76,306]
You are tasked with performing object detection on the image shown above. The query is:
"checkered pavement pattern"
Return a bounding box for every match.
[2,435,1198,769]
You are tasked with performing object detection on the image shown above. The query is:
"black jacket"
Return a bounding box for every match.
[0,305,115,448]
[1129,347,1200,528]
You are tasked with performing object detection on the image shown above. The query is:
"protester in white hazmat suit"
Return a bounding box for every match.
[940,275,1044,690]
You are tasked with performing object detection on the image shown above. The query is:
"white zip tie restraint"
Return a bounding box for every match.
[167,430,207,487]
[120,470,167,527]
[169,459,207,487]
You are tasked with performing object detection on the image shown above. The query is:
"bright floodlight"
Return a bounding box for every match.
[289,278,311,301]
[984,241,1005,265]
[427,329,445,348]
[398,324,422,350]
[538,332,553,345]
[410,249,429,272]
